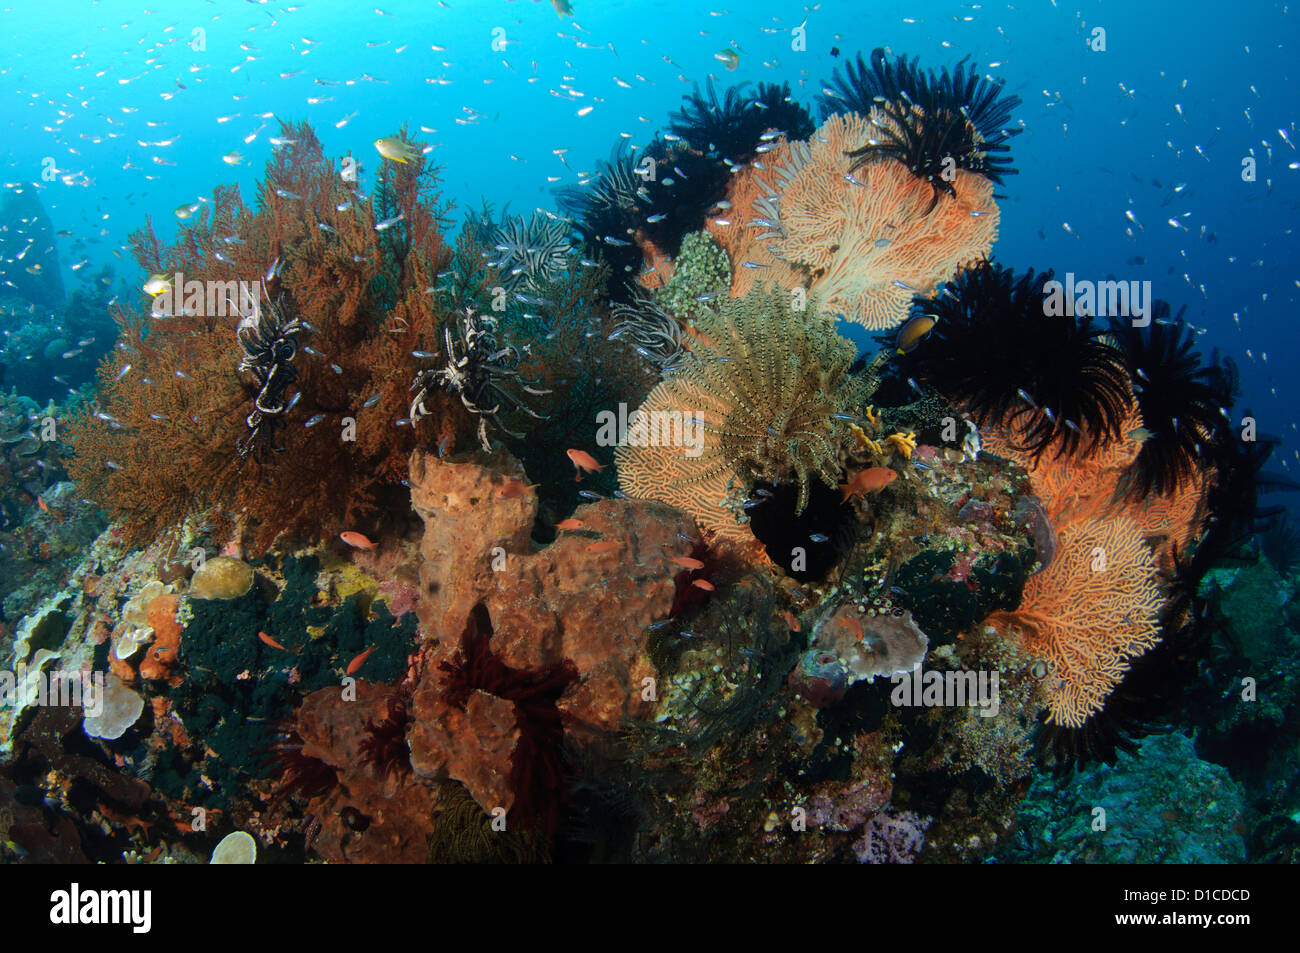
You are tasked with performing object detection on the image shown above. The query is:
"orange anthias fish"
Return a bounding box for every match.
[258,631,289,651]
[340,531,376,550]
[839,467,897,503]
[556,518,584,531]
[586,541,619,553]
[672,556,705,570]
[346,646,376,675]
[497,480,539,500]
[691,578,716,592]
[567,448,604,480]
[783,610,802,633]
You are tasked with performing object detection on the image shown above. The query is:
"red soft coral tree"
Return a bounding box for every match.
[68,121,482,552]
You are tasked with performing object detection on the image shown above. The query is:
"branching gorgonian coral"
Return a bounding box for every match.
[754,112,998,330]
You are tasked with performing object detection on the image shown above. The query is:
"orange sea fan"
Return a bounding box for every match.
[982,399,1206,563]
[615,285,866,540]
[635,234,674,292]
[704,144,805,299]
[987,514,1163,728]
[983,402,1142,528]
[613,377,751,544]
[758,111,999,330]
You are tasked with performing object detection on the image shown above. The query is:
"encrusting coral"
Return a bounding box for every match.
[66,121,465,552]
[653,230,731,322]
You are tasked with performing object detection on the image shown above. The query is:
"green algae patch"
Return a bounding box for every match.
[152,553,418,809]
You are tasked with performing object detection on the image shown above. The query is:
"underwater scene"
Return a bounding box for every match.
[0,0,1298,873]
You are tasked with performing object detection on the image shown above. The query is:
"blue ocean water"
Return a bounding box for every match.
[2,0,1295,474]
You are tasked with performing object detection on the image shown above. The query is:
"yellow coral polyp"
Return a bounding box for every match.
[850,423,883,456]
[864,405,883,430]
[886,431,918,460]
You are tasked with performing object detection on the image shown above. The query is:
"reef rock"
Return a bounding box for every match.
[811,605,929,685]
[409,448,537,636]
[410,448,694,730]
[295,683,442,864]
[409,689,520,814]
[1004,732,1247,863]
[407,448,697,814]
[138,593,182,682]
[188,556,254,600]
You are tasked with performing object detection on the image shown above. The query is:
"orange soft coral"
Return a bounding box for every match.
[982,399,1207,563]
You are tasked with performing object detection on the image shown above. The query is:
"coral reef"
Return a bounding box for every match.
[1003,732,1246,863]
[987,515,1163,728]
[5,39,1291,870]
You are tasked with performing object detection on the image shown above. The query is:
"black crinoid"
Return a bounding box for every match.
[670,79,813,161]
[556,139,646,298]
[628,81,815,261]
[1204,424,1300,540]
[487,209,574,292]
[634,135,731,261]
[1107,302,1238,500]
[409,307,549,453]
[900,260,1131,460]
[823,48,1022,210]
[235,285,308,462]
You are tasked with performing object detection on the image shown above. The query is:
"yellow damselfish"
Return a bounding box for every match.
[373,136,422,164]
